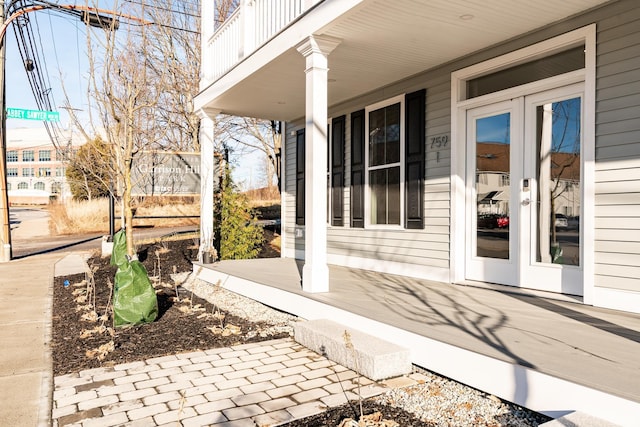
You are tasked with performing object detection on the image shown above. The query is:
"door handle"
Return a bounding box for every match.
[522,198,531,206]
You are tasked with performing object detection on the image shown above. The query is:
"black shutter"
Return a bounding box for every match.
[331,115,345,226]
[350,110,365,228]
[295,129,305,226]
[405,89,425,229]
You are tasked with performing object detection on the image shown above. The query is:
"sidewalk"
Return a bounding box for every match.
[0,252,61,427]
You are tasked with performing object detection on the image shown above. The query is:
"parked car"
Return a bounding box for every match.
[497,216,509,228]
[478,214,509,229]
[554,214,568,229]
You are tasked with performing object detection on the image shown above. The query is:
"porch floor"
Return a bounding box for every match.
[194,257,640,424]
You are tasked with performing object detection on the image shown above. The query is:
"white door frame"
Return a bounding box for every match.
[451,25,596,301]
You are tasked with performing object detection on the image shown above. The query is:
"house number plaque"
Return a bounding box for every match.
[430,134,449,148]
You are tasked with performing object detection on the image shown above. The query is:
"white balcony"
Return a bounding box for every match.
[202,0,321,87]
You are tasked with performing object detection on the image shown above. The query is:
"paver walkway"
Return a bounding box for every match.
[52,338,415,427]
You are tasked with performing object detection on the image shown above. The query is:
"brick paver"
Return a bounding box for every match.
[52,338,395,427]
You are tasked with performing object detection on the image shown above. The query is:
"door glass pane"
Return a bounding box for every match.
[535,97,581,266]
[475,113,510,259]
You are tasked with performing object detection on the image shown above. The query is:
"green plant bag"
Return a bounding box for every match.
[110,230,158,327]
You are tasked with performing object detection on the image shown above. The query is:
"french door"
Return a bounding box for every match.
[466,84,583,295]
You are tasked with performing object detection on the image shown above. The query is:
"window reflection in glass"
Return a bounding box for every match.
[475,113,510,259]
[369,103,401,225]
[535,97,581,266]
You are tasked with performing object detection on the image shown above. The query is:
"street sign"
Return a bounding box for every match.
[6,108,60,122]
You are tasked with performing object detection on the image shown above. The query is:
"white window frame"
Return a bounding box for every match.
[364,94,405,229]
[38,150,51,162]
[22,150,34,162]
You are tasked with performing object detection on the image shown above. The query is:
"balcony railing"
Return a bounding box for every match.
[204,0,320,84]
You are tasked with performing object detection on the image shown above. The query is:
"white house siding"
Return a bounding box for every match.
[593,2,640,294]
[283,125,301,256]
[284,0,640,298]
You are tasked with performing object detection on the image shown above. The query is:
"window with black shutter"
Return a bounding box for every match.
[405,89,425,229]
[331,115,345,226]
[295,129,305,226]
[350,110,365,228]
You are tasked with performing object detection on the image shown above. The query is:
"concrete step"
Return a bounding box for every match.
[294,319,411,381]
[540,411,622,427]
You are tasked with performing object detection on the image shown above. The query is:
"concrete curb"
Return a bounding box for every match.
[38,268,54,427]
[54,253,90,278]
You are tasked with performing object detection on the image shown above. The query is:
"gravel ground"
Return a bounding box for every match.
[182,274,551,426]
[374,369,550,426]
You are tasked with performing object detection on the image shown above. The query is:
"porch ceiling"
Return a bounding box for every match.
[199,0,610,121]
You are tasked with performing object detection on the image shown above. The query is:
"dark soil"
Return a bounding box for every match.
[52,230,285,376]
[280,400,436,426]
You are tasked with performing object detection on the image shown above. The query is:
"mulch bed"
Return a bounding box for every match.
[52,230,287,376]
[280,400,435,426]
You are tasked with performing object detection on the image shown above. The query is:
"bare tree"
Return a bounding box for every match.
[221,118,282,190]
[128,0,202,152]
[61,0,165,256]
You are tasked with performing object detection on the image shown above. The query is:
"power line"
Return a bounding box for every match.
[124,0,199,19]
[6,2,79,149]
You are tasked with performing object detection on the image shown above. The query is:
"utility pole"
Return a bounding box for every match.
[0,1,150,262]
[0,0,12,262]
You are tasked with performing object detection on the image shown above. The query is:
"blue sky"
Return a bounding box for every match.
[4,1,163,132]
[4,4,104,130]
[475,100,581,154]
[476,113,510,144]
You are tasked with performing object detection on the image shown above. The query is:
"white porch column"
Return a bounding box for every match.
[197,109,219,263]
[296,35,341,293]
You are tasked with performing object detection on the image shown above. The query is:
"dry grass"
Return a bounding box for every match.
[244,186,280,207]
[49,199,110,235]
[49,198,201,235]
[48,189,280,236]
